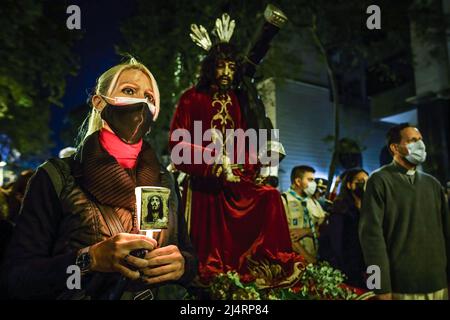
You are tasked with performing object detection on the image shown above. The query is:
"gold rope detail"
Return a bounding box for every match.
[210,92,235,136]
[185,177,193,236]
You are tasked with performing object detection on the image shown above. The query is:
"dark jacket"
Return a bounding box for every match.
[319,199,366,288]
[0,147,197,299]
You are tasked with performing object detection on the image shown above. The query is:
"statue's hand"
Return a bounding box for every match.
[222,155,240,183]
[225,171,241,183]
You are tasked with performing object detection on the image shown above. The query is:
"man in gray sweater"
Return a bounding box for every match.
[359,123,449,300]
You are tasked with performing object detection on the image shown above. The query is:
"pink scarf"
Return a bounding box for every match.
[99,129,143,169]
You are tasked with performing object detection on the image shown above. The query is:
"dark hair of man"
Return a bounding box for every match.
[386,122,412,155]
[333,167,368,215]
[290,165,315,185]
[196,43,242,93]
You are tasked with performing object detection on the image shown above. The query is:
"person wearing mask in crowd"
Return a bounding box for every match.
[0,58,197,300]
[313,178,333,213]
[359,123,449,300]
[282,166,326,264]
[319,168,368,288]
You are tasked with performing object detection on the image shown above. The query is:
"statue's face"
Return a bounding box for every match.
[150,196,161,211]
[214,59,236,90]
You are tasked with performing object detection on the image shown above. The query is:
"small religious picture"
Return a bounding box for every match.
[135,186,170,230]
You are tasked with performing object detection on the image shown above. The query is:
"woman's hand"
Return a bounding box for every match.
[139,245,185,285]
[89,233,157,280]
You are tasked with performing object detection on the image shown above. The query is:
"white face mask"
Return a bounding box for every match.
[101,95,159,121]
[405,140,427,165]
[304,180,317,197]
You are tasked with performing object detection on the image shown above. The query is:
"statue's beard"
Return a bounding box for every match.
[216,76,233,91]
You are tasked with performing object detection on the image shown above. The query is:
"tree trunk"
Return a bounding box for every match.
[310,15,340,193]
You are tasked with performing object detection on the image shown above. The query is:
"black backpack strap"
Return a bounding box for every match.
[281,192,289,207]
[281,192,289,216]
[40,158,70,198]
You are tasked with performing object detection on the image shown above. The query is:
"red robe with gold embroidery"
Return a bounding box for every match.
[169,86,292,281]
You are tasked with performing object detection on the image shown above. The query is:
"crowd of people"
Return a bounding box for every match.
[281,124,450,300]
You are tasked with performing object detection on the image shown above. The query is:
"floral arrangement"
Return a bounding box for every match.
[188,258,374,300]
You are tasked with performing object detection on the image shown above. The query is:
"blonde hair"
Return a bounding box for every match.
[82,57,160,143]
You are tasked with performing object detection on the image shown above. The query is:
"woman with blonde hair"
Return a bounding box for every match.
[0,58,197,300]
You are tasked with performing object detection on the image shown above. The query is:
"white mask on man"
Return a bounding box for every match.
[304,180,317,197]
[405,140,427,165]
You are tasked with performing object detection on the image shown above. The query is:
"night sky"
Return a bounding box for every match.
[50,0,136,154]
